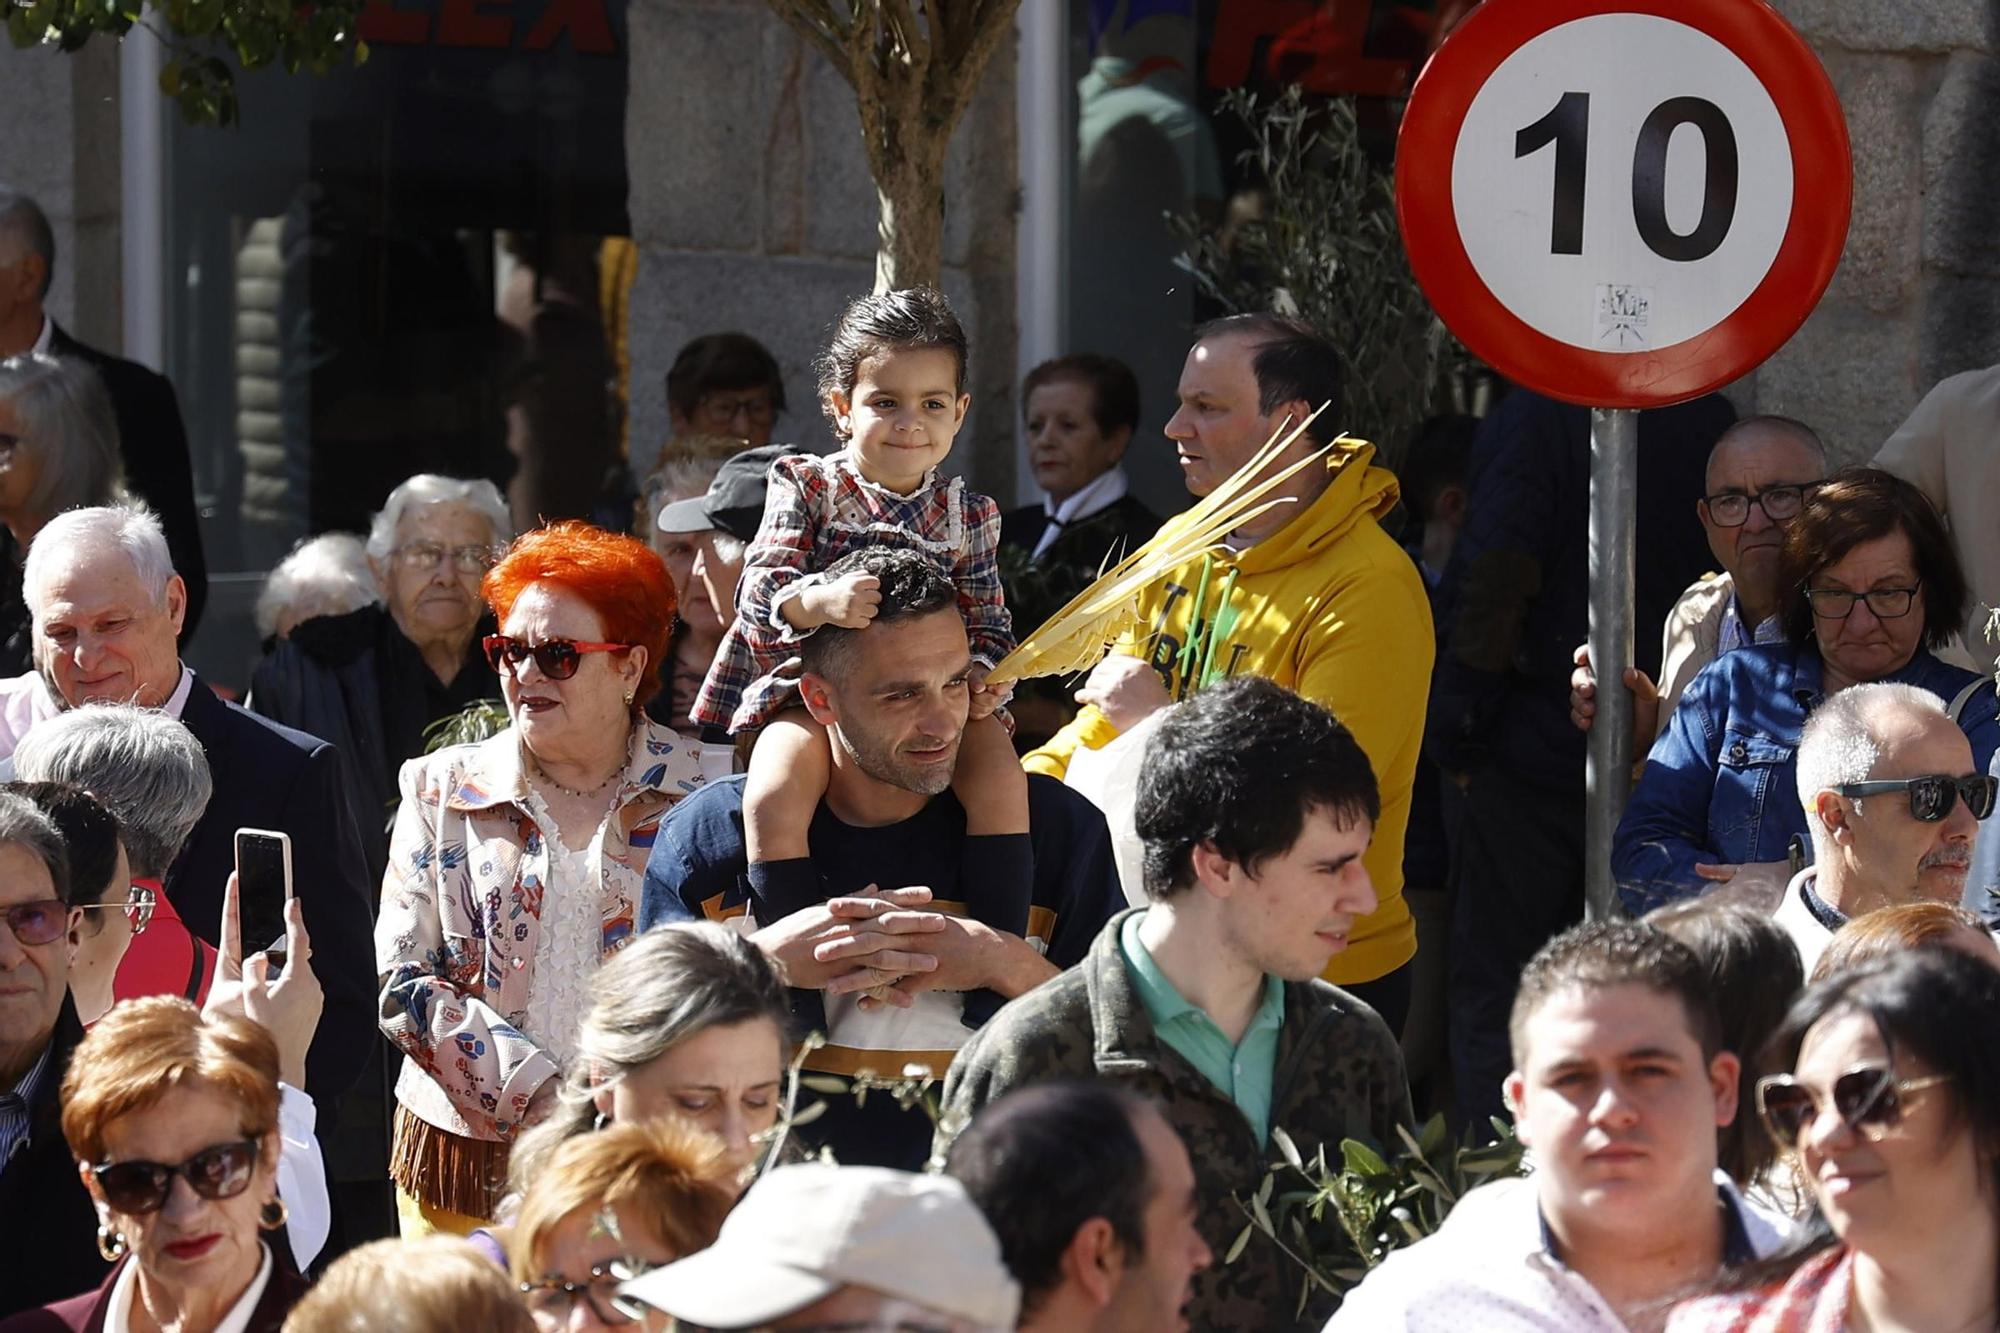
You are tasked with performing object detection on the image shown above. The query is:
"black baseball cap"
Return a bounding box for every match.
[657,443,792,542]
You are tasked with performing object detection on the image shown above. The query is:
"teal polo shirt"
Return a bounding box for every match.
[1118,910,1286,1144]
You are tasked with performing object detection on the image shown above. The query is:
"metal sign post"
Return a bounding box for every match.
[1397,0,1852,925]
[1584,408,1638,919]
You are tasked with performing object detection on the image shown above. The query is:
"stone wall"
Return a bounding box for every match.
[0,41,122,351]
[622,0,1020,498]
[1743,0,2000,464]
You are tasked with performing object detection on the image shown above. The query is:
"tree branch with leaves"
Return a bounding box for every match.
[5,0,367,124]
[765,0,1019,291]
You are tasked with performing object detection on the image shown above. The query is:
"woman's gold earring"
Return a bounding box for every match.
[259,1196,290,1231]
[96,1225,127,1262]
[624,690,635,706]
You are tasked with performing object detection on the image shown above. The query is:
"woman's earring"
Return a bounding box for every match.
[96,1225,127,1262]
[259,1196,290,1231]
[624,690,635,707]
[593,1110,610,1132]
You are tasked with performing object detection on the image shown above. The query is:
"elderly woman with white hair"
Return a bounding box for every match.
[0,352,124,674]
[250,475,510,870]
[253,533,379,647]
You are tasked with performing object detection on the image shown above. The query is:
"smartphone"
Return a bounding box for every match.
[235,829,293,969]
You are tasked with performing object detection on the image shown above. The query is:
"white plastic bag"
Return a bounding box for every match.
[1061,710,1165,909]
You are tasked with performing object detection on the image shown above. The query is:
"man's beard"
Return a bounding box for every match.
[833,722,959,797]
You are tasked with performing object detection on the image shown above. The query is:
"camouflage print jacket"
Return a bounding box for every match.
[940,909,1414,1333]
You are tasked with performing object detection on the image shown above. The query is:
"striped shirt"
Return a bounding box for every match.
[0,1040,53,1168]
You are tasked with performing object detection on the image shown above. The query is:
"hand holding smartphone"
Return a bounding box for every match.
[235,828,293,968]
[210,828,320,1088]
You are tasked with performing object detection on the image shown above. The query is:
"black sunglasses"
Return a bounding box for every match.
[92,1138,262,1215]
[1,897,68,947]
[1757,1067,1951,1148]
[482,635,630,681]
[1832,773,1998,822]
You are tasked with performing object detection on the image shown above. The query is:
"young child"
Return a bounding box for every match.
[690,287,1029,1026]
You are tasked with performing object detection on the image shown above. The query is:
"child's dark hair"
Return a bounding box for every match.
[816,287,969,437]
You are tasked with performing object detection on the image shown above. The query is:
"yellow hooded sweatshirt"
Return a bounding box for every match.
[1024,441,1433,984]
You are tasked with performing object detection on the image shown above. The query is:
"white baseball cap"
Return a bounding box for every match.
[619,1163,1020,1329]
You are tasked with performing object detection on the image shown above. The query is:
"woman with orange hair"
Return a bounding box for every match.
[375,522,703,1236]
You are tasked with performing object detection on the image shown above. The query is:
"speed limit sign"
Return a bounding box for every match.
[1397,0,1850,407]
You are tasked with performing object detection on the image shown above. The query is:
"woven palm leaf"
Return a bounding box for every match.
[989,409,1346,685]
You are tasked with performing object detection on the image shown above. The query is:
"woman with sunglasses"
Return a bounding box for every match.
[510,1118,737,1332]
[1616,468,1998,915]
[377,521,702,1238]
[1667,948,2000,1331]
[0,997,307,1333]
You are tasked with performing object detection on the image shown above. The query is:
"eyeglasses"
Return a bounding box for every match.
[74,884,157,936]
[1757,1066,1952,1149]
[696,393,778,428]
[1832,773,1998,822]
[482,635,631,680]
[1701,483,1813,528]
[91,1138,262,1215]
[1803,582,1922,620]
[521,1260,654,1325]
[391,542,500,575]
[1,897,68,947]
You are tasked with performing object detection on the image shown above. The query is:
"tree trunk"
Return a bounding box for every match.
[871,135,948,291]
[765,0,1020,294]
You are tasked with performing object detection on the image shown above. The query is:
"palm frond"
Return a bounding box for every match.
[988,409,1347,685]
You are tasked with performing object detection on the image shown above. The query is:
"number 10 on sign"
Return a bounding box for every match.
[1396,0,1849,407]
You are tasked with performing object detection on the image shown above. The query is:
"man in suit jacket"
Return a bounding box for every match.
[0,187,208,637]
[0,506,372,1104]
[0,792,112,1316]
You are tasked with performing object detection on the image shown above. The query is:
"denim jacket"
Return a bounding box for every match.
[1613,642,2000,914]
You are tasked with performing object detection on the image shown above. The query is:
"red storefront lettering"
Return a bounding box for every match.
[521,0,615,54]
[435,0,513,48]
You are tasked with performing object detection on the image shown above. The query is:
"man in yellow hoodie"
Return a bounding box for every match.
[1025,313,1434,1030]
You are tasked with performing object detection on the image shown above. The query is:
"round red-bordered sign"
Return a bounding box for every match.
[1396,0,1850,408]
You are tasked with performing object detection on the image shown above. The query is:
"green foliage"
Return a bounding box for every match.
[1230,1113,1527,1319]
[1171,86,1467,468]
[422,698,511,754]
[7,0,368,125]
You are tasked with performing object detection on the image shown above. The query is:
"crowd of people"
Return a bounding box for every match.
[2,174,2000,1332]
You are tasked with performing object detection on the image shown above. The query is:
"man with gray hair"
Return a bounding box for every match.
[0,504,373,1109]
[1780,681,1994,973]
[0,186,207,633]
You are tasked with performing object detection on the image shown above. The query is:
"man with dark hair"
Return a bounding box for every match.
[1329,921,1787,1331]
[0,186,208,637]
[949,676,1412,1333]
[945,1081,1212,1333]
[1026,315,1433,1035]
[665,331,786,447]
[640,547,1125,1170]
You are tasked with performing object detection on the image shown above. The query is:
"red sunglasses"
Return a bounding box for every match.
[483,635,630,681]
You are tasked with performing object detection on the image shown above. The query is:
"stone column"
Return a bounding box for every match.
[1747,0,2000,464]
